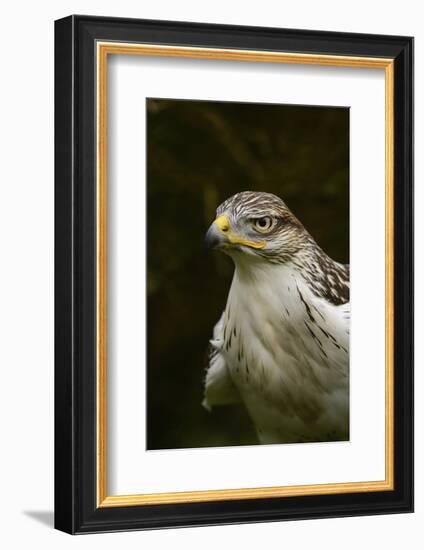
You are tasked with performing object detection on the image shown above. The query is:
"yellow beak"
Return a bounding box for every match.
[205,214,266,250]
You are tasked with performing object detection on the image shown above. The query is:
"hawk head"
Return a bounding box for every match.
[205,191,311,264]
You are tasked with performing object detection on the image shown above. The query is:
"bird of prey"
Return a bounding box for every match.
[203,191,349,445]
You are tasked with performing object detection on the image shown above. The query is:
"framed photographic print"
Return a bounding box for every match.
[54,15,413,534]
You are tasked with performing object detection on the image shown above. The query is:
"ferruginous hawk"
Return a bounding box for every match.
[203,191,349,444]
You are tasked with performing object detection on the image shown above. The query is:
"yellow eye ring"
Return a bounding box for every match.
[253,216,274,233]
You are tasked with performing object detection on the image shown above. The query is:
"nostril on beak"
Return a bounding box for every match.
[213,215,230,234]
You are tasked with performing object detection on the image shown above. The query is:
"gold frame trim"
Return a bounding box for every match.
[96,42,395,508]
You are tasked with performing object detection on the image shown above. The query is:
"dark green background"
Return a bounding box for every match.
[146,98,349,450]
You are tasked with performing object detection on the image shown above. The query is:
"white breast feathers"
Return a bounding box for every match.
[204,260,349,444]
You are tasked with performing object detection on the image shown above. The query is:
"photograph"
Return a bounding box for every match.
[146,98,350,450]
[52,13,413,535]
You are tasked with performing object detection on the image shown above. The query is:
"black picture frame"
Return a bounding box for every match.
[55,15,413,534]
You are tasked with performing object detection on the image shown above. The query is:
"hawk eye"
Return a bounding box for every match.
[253,216,274,233]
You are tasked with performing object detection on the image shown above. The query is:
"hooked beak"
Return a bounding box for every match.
[205,215,230,249]
[205,214,266,250]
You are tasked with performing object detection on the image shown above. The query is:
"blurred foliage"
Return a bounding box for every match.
[146,98,349,450]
